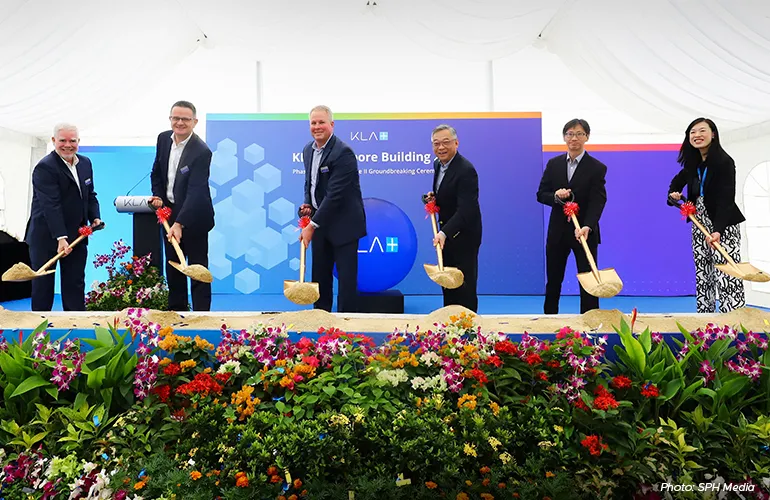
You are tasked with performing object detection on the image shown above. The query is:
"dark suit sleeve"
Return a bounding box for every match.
[536,158,557,206]
[582,162,607,232]
[175,149,212,229]
[667,167,689,205]
[87,163,101,222]
[311,146,358,228]
[150,134,164,199]
[440,165,479,239]
[32,163,68,239]
[711,158,738,235]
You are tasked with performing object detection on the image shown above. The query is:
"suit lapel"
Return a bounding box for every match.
[432,159,440,193]
[567,152,587,187]
[177,134,197,176]
[436,154,461,194]
[56,153,79,188]
[75,160,87,198]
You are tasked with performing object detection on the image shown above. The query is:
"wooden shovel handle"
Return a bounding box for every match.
[161,219,187,265]
[687,214,742,274]
[569,214,602,283]
[37,234,87,273]
[299,240,307,283]
[429,214,444,271]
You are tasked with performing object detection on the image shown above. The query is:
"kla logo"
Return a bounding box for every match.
[350,131,388,141]
[358,236,398,253]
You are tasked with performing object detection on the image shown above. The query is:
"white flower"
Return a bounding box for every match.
[419,351,440,367]
[376,368,409,386]
[218,360,242,375]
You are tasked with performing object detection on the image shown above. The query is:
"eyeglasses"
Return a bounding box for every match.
[432,139,455,147]
[170,116,193,123]
[564,132,586,138]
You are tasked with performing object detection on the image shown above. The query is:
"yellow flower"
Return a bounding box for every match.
[499,452,513,464]
[330,414,350,427]
[538,441,555,449]
[463,443,477,457]
[465,480,473,486]
[458,394,477,411]
[553,425,563,433]
[488,437,502,450]
[489,401,500,416]
[194,335,214,351]
[159,357,173,367]
[480,494,494,500]
[456,493,470,500]
[180,360,196,371]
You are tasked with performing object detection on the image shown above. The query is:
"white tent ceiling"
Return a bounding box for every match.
[0,0,769,140]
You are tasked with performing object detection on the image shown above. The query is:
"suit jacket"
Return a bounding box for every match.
[537,152,607,243]
[432,153,482,249]
[151,131,214,233]
[302,135,366,246]
[667,151,745,235]
[26,151,101,248]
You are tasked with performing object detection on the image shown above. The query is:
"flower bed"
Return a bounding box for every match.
[1,311,769,499]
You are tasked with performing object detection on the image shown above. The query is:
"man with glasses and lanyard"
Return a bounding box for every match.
[537,118,607,314]
[150,100,214,311]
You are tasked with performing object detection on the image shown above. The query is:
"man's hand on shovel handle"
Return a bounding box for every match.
[57,238,72,255]
[150,196,163,209]
[168,222,183,244]
[574,226,590,241]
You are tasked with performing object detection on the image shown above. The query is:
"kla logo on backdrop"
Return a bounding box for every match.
[350,131,388,141]
[359,236,399,253]
[334,198,416,293]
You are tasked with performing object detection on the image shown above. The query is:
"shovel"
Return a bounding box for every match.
[422,198,464,289]
[155,207,214,283]
[670,196,770,282]
[284,216,319,305]
[562,201,623,298]
[2,221,105,282]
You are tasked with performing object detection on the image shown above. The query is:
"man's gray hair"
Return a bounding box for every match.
[310,105,333,121]
[53,123,79,138]
[431,124,457,140]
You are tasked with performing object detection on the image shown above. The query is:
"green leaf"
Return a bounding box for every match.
[74,392,88,411]
[275,401,288,413]
[372,388,383,399]
[87,367,106,390]
[0,352,24,380]
[639,328,652,355]
[696,387,717,400]
[304,395,319,405]
[94,327,114,347]
[85,347,112,365]
[101,387,113,411]
[323,386,337,397]
[717,377,750,401]
[10,375,51,398]
[341,387,354,397]
[662,378,683,401]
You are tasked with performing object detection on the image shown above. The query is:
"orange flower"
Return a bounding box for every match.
[288,496,298,500]
[465,480,473,486]
[545,471,555,478]
[482,478,491,486]
[293,478,303,489]
[498,482,506,489]
[271,475,282,483]
[456,493,470,500]
[190,471,202,480]
[236,475,249,487]
[425,481,438,489]
[480,466,491,475]
[126,279,133,285]
[480,494,494,500]
[134,481,146,490]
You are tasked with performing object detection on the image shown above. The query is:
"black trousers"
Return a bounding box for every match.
[544,234,599,314]
[441,241,479,313]
[311,230,358,313]
[30,241,87,311]
[163,230,211,311]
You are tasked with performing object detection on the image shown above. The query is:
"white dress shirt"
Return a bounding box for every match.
[167,133,191,203]
[56,154,81,240]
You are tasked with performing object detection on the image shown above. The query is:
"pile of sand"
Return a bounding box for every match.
[273,309,342,332]
[720,307,770,332]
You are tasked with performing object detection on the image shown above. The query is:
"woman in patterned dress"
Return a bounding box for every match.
[668,118,746,313]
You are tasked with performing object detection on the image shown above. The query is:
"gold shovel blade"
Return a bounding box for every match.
[577,268,623,298]
[1,266,56,282]
[283,280,320,305]
[169,261,214,283]
[423,263,465,290]
[716,262,770,283]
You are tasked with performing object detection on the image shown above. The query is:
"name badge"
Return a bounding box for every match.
[180,166,190,175]
[84,178,92,186]
[320,166,329,173]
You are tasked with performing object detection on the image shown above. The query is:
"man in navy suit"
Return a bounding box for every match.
[537,118,607,314]
[26,123,102,311]
[424,125,482,312]
[298,105,366,312]
[150,101,214,311]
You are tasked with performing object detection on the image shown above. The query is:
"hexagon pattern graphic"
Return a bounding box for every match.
[210,138,296,294]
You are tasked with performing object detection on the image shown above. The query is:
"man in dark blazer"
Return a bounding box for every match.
[26,123,102,311]
[424,124,482,312]
[298,105,366,312]
[150,101,214,311]
[537,118,607,314]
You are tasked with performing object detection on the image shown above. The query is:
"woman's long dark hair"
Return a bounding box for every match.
[677,117,731,170]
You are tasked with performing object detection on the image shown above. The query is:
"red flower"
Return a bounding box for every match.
[302,355,320,368]
[610,376,632,390]
[556,327,574,340]
[536,371,549,381]
[573,399,590,412]
[592,386,619,411]
[483,355,503,368]
[468,367,489,385]
[215,372,232,384]
[151,384,172,403]
[296,337,313,353]
[176,372,223,397]
[546,360,561,369]
[640,383,660,398]
[494,340,518,356]
[163,363,181,376]
[525,353,542,366]
[580,434,608,456]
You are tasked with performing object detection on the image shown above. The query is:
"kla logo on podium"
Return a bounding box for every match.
[350,131,388,141]
[345,198,416,293]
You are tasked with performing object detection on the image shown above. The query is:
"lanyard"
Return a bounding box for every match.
[698,167,708,197]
